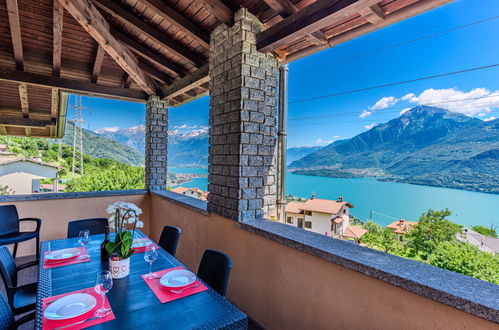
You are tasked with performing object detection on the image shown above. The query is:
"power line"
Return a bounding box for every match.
[289,63,499,105]
[294,15,499,73]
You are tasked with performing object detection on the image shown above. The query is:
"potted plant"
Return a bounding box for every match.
[105,202,144,279]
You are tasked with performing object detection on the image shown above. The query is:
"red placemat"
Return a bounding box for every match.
[42,286,115,329]
[142,266,208,303]
[43,247,90,269]
[132,238,159,253]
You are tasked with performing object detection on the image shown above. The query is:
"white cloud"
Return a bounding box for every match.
[333,135,341,139]
[401,93,418,102]
[316,138,333,145]
[404,88,499,116]
[359,110,372,118]
[484,116,496,122]
[98,127,119,133]
[371,96,398,110]
[359,96,398,118]
[400,108,411,115]
[364,123,377,130]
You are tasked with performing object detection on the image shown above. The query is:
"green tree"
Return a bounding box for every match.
[65,166,144,192]
[361,228,404,254]
[362,220,383,234]
[428,241,499,284]
[471,225,497,238]
[406,209,462,259]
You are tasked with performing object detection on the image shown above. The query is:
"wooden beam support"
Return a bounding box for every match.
[138,0,210,47]
[122,73,133,89]
[0,126,7,135]
[111,28,188,77]
[5,0,24,71]
[160,64,209,100]
[0,116,55,127]
[198,0,234,26]
[25,127,31,136]
[139,62,173,85]
[52,0,64,76]
[262,0,327,47]
[51,88,59,119]
[359,3,385,24]
[18,83,29,118]
[0,67,149,102]
[93,0,203,67]
[58,0,156,95]
[91,45,105,83]
[257,0,381,53]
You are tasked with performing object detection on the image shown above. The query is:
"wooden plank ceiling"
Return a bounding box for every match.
[0,0,453,138]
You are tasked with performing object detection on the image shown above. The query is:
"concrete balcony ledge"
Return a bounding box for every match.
[150,190,208,215]
[0,189,149,202]
[240,218,499,324]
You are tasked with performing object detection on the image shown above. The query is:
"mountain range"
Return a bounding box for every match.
[290,106,499,193]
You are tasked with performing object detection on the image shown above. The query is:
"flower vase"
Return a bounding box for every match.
[109,257,130,279]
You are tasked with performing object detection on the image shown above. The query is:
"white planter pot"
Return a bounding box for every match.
[109,258,130,279]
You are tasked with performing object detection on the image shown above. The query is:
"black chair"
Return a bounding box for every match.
[67,218,108,238]
[158,225,181,256]
[0,293,35,330]
[0,246,37,315]
[0,205,41,259]
[197,249,232,296]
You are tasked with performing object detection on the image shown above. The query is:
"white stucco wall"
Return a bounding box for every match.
[0,161,58,195]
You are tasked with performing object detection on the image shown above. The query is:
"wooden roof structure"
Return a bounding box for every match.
[0,0,453,138]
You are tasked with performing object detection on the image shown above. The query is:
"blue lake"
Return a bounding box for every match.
[169,167,499,228]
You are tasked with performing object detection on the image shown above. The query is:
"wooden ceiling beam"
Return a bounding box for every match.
[52,0,64,76]
[0,126,7,135]
[139,61,173,85]
[18,83,29,118]
[0,117,55,127]
[122,73,133,89]
[5,0,24,71]
[159,64,209,101]
[111,28,188,77]
[51,88,59,120]
[0,67,149,103]
[25,127,31,136]
[58,0,156,95]
[257,0,382,53]
[198,0,234,26]
[91,45,105,83]
[359,3,385,24]
[138,0,210,48]
[92,0,203,67]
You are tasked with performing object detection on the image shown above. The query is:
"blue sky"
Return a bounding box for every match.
[70,0,499,147]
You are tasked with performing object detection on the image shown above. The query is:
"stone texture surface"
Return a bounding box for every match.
[208,8,278,222]
[145,95,168,190]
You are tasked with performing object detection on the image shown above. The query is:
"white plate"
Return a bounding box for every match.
[132,239,150,248]
[45,248,81,261]
[44,293,96,320]
[160,270,196,288]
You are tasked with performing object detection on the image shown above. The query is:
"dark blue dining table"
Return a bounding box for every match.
[36,230,247,329]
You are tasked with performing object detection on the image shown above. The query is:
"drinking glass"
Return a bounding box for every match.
[144,245,158,279]
[94,270,113,317]
[78,230,91,258]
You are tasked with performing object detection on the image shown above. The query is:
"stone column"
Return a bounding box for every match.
[145,95,168,191]
[208,8,278,222]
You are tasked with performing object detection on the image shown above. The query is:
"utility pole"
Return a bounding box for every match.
[71,95,85,175]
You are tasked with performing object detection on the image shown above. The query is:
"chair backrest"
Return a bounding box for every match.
[158,226,181,256]
[0,205,19,236]
[197,249,232,296]
[0,293,15,330]
[0,246,16,289]
[67,218,108,238]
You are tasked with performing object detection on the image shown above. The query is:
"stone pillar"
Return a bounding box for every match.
[208,8,278,222]
[145,95,168,191]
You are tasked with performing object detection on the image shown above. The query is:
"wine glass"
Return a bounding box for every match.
[144,245,158,279]
[94,270,113,317]
[78,230,91,258]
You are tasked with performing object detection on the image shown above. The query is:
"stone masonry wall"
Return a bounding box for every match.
[208,8,278,221]
[145,95,168,191]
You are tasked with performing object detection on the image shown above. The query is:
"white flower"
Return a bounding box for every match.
[135,220,144,228]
